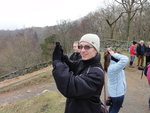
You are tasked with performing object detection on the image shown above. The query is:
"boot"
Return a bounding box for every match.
[129,61,134,68]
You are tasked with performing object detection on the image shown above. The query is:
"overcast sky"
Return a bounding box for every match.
[0,0,108,30]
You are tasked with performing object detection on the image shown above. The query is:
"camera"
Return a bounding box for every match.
[106,99,112,106]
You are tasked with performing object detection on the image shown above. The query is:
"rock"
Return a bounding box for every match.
[42,90,50,94]
[27,90,31,93]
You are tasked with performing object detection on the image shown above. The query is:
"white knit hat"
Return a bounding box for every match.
[140,40,144,43]
[79,33,100,52]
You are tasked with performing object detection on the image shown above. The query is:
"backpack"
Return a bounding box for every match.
[144,62,150,76]
[141,62,150,84]
[138,66,144,70]
[145,62,150,84]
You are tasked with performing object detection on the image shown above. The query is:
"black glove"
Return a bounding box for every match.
[61,54,69,62]
[52,42,63,61]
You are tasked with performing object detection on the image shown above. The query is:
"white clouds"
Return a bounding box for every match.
[0,0,103,30]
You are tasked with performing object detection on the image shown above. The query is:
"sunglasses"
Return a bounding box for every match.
[78,45,94,50]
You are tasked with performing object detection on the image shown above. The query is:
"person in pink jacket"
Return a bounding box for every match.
[146,63,150,110]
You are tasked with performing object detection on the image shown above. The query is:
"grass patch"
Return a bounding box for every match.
[0,91,66,113]
[0,66,66,113]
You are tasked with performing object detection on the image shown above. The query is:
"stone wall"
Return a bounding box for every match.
[0,61,51,82]
[100,40,131,52]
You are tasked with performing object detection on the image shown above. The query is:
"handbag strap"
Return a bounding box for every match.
[103,72,108,113]
[94,67,108,112]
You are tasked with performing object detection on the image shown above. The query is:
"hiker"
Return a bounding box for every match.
[104,47,129,113]
[145,42,150,110]
[69,41,81,61]
[145,42,150,66]
[136,40,146,67]
[146,62,150,110]
[145,62,150,110]
[129,41,137,68]
[52,33,104,113]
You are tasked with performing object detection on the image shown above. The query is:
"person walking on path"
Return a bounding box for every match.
[104,47,129,113]
[129,41,137,68]
[136,40,146,67]
[52,33,104,113]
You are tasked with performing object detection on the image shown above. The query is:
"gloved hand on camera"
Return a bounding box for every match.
[52,42,63,61]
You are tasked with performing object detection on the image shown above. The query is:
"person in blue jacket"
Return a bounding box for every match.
[52,33,104,113]
[104,47,129,113]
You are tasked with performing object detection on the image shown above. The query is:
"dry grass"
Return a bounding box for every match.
[0,91,65,113]
[0,65,66,113]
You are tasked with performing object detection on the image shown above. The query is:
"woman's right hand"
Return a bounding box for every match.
[107,47,114,55]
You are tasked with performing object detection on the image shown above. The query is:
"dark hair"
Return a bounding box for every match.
[104,51,111,72]
[133,41,137,45]
[104,51,120,72]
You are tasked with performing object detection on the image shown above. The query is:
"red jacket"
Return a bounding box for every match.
[130,45,137,56]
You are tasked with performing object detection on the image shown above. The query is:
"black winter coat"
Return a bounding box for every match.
[136,44,146,56]
[52,54,104,113]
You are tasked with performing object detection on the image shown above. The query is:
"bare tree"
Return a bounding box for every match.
[56,20,72,54]
[133,1,150,40]
[100,3,125,39]
[115,0,147,40]
[0,37,42,75]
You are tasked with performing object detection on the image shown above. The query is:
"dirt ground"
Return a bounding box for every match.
[0,65,149,113]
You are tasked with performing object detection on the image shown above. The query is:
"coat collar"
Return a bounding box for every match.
[82,53,101,67]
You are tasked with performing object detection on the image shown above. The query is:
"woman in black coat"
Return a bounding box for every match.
[52,33,104,113]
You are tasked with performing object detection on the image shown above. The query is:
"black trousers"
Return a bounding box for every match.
[146,56,150,66]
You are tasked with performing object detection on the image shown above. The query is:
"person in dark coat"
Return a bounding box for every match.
[136,40,146,67]
[69,41,81,61]
[52,33,104,113]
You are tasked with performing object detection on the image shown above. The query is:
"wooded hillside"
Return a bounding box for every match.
[0,0,149,75]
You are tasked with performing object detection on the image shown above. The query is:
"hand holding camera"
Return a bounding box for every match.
[107,47,114,55]
[106,97,112,106]
[52,42,63,61]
